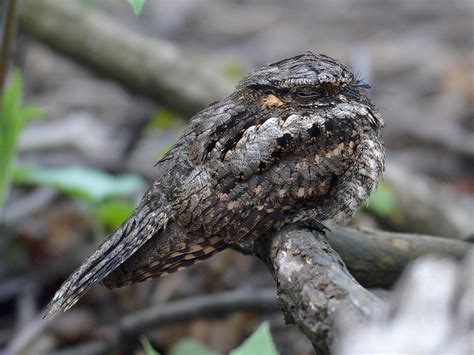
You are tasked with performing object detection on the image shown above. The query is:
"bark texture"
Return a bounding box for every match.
[253,228,383,354]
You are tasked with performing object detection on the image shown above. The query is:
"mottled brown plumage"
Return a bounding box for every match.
[46,53,385,318]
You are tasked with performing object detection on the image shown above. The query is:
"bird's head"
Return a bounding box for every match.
[237,52,383,127]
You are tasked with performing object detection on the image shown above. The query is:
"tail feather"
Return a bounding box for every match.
[45,194,171,318]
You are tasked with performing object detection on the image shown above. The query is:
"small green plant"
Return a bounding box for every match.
[14,166,144,203]
[230,322,278,355]
[141,322,279,355]
[0,71,43,211]
[127,0,146,16]
[14,165,145,234]
[140,336,161,355]
[169,339,219,355]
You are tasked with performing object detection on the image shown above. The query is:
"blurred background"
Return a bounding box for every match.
[1,0,473,354]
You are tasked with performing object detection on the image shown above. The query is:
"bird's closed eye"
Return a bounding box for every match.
[295,90,322,98]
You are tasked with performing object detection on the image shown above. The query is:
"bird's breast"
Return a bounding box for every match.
[170,109,381,243]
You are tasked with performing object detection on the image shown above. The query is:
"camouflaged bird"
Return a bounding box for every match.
[46,53,384,317]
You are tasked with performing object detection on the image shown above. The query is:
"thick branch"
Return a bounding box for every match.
[250,226,471,353]
[253,228,384,354]
[18,0,234,118]
[235,226,470,288]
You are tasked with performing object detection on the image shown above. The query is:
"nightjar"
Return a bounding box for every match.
[47,52,385,317]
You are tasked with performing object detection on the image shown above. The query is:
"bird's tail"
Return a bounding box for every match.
[103,227,228,288]
[45,190,171,319]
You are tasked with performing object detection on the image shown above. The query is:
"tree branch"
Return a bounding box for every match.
[18,0,234,118]
[4,288,278,355]
[252,228,383,354]
[118,288,278,334]
[249,226,471,353]
[327,225,470,287]
[6,226,470,354]
[234,226,470,287]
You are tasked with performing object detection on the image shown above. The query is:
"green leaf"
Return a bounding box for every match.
[2,71,22,122]
[95,199,137,230]
[139,336,161,355]
[230,322,279,355]
[169,339,219,355]
[127,0,145,16]
[18,105,45,123]
[13,166,145,203]
[366,181,397,217]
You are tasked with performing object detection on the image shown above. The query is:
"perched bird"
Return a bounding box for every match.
[46,53,384,318]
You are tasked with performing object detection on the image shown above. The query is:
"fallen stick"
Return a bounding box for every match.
[18,0,234,118]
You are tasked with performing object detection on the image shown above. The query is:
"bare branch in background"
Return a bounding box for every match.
[4,288,278,355]
[18,0,234,118]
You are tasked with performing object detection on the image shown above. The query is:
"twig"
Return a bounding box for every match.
[249,225,471,352]
[118,288,277,333]
[4,288,278,355]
